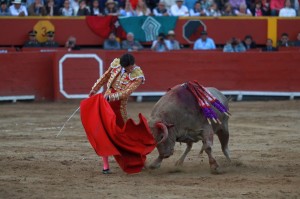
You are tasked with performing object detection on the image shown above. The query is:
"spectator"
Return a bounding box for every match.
[294,32,300,46]
[206,2,221,16]
[279,0,296,16]
[153,0,170,16]
[166,30,180,50]
[65,36,80,51]
[146,0,160,11]
[221,2,236,16]
[135,0,151,16]
[261,38,278,51]
[104,0,119,15]
[77,0,90,15]
[9,0,28,16]
[277,32,294,47]
[229,0,246,9]
[151,32,169,52]
[90,0,102,16]
[0,0,11,16]
[71,0,80,15]
[261,0,271,15]
[121,32,143,51]
[270,0,285,16]
[251,0,263,16]
[200,0,213,11]
[190,1,207,16]
[104,32,121,50]
[43,31,59,47]
[193,30,216,50]
[164,0,176,9]
[120,0,136,16]
[23,30,41,48]
[223,37,246,52]
[170,0,189,16]
[235,3,252,16]
[45,0,59,16]
[59,0,74,16]
[242,35,256,49]
[28,0,47,16]
[295,0,299,16]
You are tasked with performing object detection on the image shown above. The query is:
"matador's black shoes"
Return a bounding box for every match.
[102,169,112,174]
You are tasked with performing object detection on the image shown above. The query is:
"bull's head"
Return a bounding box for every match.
[151,122,176,158]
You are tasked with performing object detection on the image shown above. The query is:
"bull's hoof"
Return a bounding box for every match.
[210,166,222,174]
[147,163,161,170]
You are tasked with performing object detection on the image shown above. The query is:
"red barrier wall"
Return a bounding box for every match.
[1,49,299,101]
[0,17,299,46]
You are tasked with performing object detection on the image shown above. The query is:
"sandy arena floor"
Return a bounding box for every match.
[0,100,299,199]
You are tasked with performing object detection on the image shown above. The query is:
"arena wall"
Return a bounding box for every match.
[0,49,299,101]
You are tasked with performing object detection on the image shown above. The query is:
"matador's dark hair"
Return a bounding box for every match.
[120,53,135,68]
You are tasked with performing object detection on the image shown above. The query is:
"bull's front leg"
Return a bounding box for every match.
[148,156,164,169]
[203,127,220,174]
[175,142,193,166]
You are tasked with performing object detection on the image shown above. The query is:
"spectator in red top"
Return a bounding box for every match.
[270,0,285,16]
[251,0,263,16]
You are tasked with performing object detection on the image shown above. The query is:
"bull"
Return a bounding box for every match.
[148,82,231,173]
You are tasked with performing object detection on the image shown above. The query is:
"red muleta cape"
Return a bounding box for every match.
[80,94,156,174]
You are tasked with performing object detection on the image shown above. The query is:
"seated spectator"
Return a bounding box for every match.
[104,32,121,50]
[135,0,151,16]
[235,3,252,16]
[229,0,246,10]
[193,31,216,50]
[221,2,235,16]
[294,32,300,46]
[0,0,11,16]
[104,0,119,16]
[153,0,170,16]
[77,0,90,15]
[43,31,59,48]
[59,0,74,16]
[65,36,80,51]
[71,0,79,15]
[261,38,278,51]
[270,0,285,16]
[90,0,102,16]
[223,37,246,52]
[121,32,143,51]
[200,0,213,11]
[151,33,169,52]
[261,0,271,16]
[28,0,47,16]
[190,1,207,16]
[119,0,136,16]
[242,35,256,50]
[206,2,221,16]
[279,0,296,17]
[166,30,180,50]
[277,32,294,47]
[9,0,28,16]
[251,0,263,16]
[45,0,60,16]
[23,30,41,48]
[170,0,189,16]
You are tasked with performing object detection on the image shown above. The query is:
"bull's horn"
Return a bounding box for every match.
[156,122,169,145]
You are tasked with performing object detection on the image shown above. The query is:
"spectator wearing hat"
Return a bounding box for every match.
[151,32,169,52]
[9,0,28,16]
[45,0,59,16]
[193,31,216,50]
[261,38,278,52]
[166,30,180,50]
[28,0,47,16]
[43,31,59,48]
[104,0,119,15]
[190,1,207,16]
[23,30,41,48]
[121,32,143,51]
[90,0,103,16]
[135,0,151,16]
[59,0,74,16]
[77,0,90,15]
[153,0,170,16]
[170,0,189,16]
[223,37,246,52]
[0,0,11,16]
[104,32,121,50]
